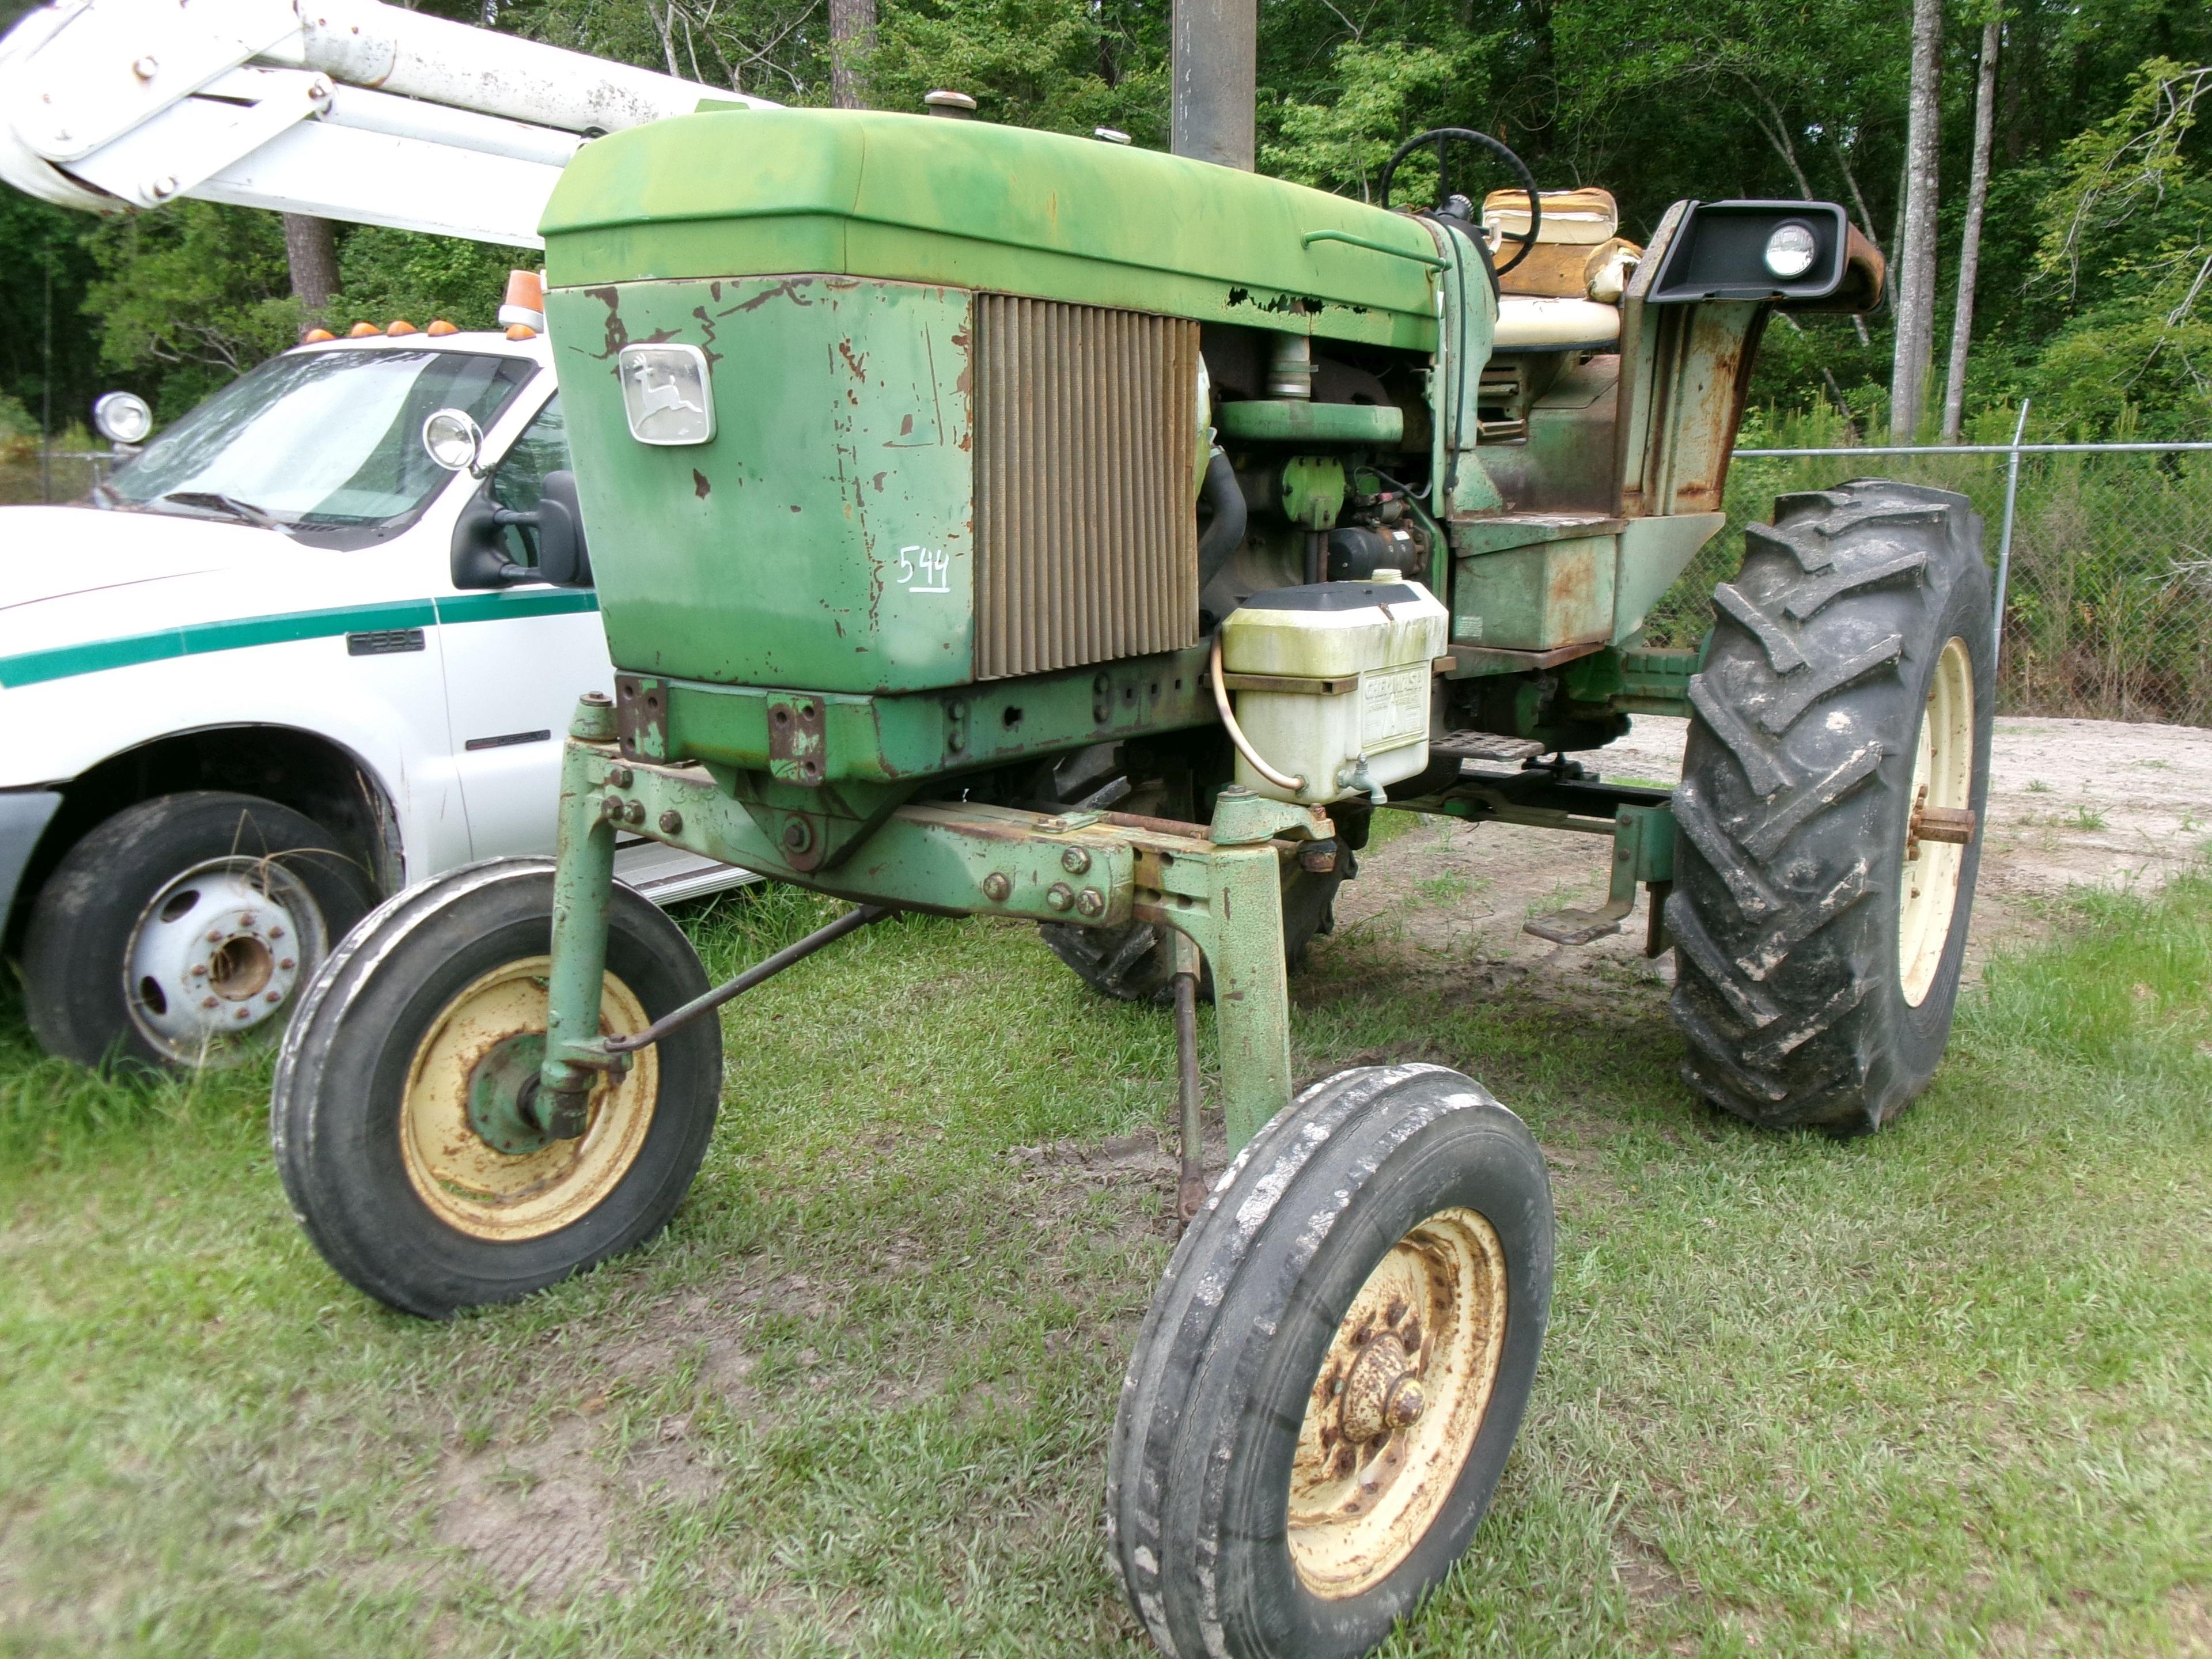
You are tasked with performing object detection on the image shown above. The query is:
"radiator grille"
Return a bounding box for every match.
[973,295,1202,680]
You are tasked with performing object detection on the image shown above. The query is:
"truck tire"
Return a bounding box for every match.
[1108,1064,1552,1659]
[271,859,721,1317]
[1667,479,1993,1132]
[21,790,374,1071]
[1036,745,1353,1003]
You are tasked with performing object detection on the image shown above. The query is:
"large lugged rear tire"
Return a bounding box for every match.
[1667,479,1994,1132]
[1108,1065,1552,1659]
[271,859,721,1316]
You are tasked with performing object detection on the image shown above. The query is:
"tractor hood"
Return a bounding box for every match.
[540,109,1444,352]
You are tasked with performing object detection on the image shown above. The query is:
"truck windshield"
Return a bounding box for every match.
[105,348,533,533]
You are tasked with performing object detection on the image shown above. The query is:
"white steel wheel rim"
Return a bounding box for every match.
[1898,637,1975,1007]
[1286,1206,1509,1600]
[398,956,659,1241]
[123,857,323,1066]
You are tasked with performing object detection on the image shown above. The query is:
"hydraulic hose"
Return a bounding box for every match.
[1196,449,1247,589]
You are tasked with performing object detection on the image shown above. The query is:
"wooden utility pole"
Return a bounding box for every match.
[282,214,340,335]
[1171,0,1256,169]
[1890,0,1944,440]
[1941,14,2001,441]
[828,0,876,110]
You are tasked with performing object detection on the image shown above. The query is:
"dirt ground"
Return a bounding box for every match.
[1335,714,2212,997]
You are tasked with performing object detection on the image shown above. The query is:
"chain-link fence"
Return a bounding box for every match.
[1646,426,2212,725]
[13,422,2211,723]
[0,446,112,506]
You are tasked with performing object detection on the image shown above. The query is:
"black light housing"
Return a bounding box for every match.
[1647,200,1857,305]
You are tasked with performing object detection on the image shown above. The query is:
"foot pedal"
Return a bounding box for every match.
[1523,896,1633,945]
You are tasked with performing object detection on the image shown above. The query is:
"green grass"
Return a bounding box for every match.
[3,872,2210,1657]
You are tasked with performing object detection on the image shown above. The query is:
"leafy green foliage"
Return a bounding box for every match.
[1262,41,1491,202]
[2013,60,2212,438]
[328,228,520,335]
[82,200,298,418]
[5,0,2211,438]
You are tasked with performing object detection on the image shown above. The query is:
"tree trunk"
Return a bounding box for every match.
[282,214,340,334]
[828,0,876,110]
[1889,0,1944,440]
[1941,15,2000,441]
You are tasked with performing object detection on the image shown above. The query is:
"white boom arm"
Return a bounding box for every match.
[0,0,774,245]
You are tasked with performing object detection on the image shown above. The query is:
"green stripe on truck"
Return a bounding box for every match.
[0,590,600,688]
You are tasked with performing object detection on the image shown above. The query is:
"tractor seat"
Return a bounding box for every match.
[1493,296,1621,350]
[1480,187,1642,332]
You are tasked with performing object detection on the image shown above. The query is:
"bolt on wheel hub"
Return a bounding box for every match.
[1286,1206,1509,1599]
[125,859,315,1062]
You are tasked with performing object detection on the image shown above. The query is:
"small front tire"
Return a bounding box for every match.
[1108,1064,1553,1659]
[270,859,722,1317]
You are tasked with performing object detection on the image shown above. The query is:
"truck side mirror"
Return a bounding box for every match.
[449,471,593,590]
[533,471,592,588]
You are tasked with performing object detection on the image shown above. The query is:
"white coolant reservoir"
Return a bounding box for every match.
[1217,573,1449,806]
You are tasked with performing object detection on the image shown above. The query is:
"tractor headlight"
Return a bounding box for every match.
[1763,222,1819,280]
[618,343,717,446]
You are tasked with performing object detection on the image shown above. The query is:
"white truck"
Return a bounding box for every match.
[0,0,783,1069]
[0,321,755,1069]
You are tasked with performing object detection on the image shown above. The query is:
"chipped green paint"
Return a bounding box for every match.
[540,110,1441,353]
[622,645,1215,785]
[537,716,1316,1151]
[548,275,974,696]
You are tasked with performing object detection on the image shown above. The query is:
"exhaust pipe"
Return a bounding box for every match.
[1171,0,1254,169]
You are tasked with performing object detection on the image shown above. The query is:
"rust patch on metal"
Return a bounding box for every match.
[723,277,816,315]
[766,694,827,789]
[692,469,711,499]
[581,286,628,359]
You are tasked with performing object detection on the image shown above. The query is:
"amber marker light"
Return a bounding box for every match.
[302,327,336,343]
[498,268,546,334]
[348,321,382,337]
[387,319,419,335]
[426,319,459,336]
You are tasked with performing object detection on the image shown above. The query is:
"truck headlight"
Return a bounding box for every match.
[1763,222,1819,279]
[618,343,717,446]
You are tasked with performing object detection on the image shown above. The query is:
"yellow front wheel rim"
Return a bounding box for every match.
[1286,1206,1509,1599]
[398,956,658,1241]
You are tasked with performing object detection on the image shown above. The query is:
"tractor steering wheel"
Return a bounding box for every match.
[1378,128,1542,275]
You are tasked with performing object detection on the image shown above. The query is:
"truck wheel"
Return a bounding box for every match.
[1108,1065,1552,1659]
[1037,747,1353,1003]
[270,859,721,1317]
[1667,479,1994,1133]
[21,791,374,1071]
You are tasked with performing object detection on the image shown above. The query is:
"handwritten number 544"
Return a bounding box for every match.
[897,545,950,594]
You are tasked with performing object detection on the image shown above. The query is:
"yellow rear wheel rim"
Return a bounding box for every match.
[398,956,658,1241]
[1286,1206,1509,1599]
[1899,637,1975,1007]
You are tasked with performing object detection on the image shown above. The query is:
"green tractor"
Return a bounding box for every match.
[271,96,1990,1659]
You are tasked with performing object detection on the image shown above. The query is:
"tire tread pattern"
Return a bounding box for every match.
[1667,479,1993,1131]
